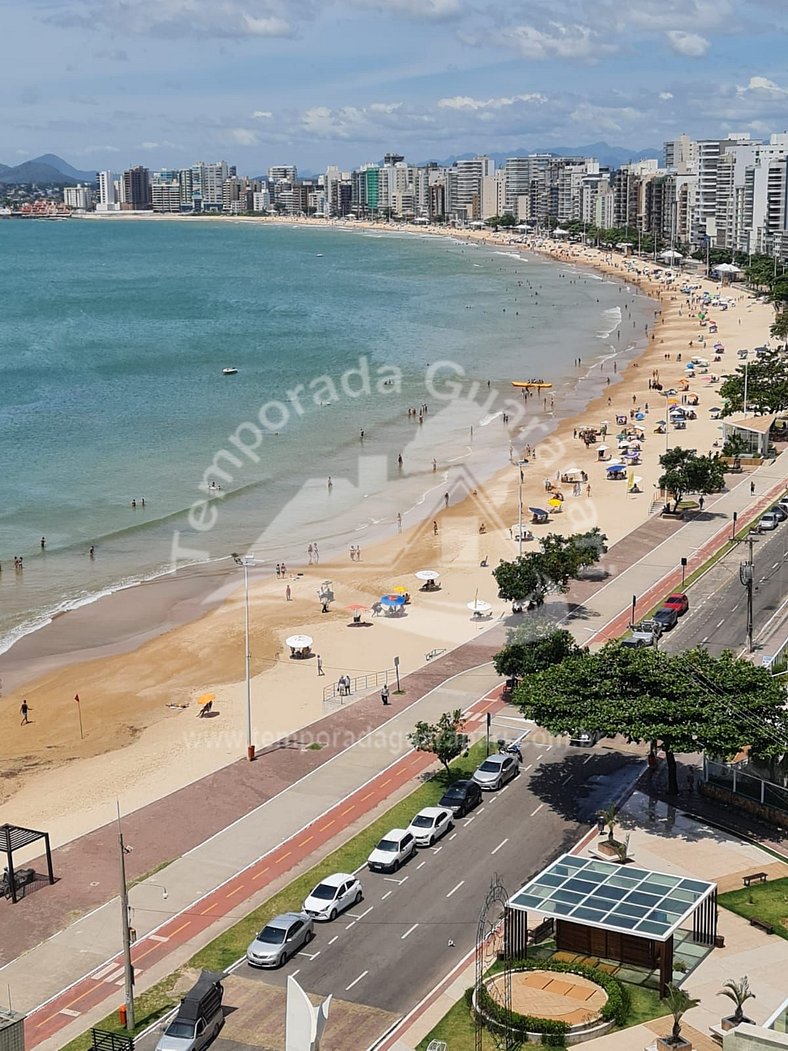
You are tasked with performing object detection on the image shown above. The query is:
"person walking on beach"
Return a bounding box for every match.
[308,543,313,564]
[444,492,450,508]
[381,684,390,706]
[317,655,324,676]
[313,543,319,564]
[285,584,291,601]
[433,520,439,536]
[20,700,31,726]
[397,512,402,533]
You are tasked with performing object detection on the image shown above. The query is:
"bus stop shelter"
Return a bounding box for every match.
[507,854,717,995]
[0,823,55,903]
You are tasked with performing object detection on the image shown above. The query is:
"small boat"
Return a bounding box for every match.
[512,381,553,390]
[222,367,238,376]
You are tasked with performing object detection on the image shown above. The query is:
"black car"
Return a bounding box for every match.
[653,606,679,631]
[439,779,482,817]
[769,504,788,522]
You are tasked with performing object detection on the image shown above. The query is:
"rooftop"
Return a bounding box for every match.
[508,853,716,942]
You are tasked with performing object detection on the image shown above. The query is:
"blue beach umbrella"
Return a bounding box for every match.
[380,594,406,608]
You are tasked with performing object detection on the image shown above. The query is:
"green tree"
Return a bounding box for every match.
[719,350,788,415]
[493,624,582,678]
[665,984,700,1043]
[493,529,607,604]
[658,447,727,510]
[771,310,788,343]
[499,212,516,228]
[513,645,788,794]
[407,710,469,775]
[718,977,756,1025]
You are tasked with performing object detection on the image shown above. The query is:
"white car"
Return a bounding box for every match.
[367,828,416,873]
[407,806,454,847]
[302,872,363,921]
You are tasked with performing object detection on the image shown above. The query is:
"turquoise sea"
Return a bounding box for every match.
[0,219,652,651]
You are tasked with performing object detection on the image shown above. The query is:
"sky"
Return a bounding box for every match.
[4,0,788,174]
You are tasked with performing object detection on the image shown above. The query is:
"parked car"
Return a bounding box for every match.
[636,619,663,639]
[758,512,781,532]
[246,913,314,968]
[407,806,454,847]
[367,828,416,873]
[302,872,362,921]
[653,607,679,631]
[438,779,482,817]
[472,752,520,791]
[769,504,788,522]
[664,593,689,615]
[569,729,602,746]
[621,634,652,648]
[775,498,788,516]
[155,973,224,1051]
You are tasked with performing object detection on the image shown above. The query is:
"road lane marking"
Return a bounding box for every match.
[301,835,313,846]
[433,845,443,853]
[346,970,368,991]
[716,619,725,627]
[383,875,408,884]
[401,923,419,940]
[491,838,508,856]
[523,763,532,772]
[92,963,120,982]
[279,851,291,861]
[226,885,245,897]
[167,921,189,937]
[253,867,270,881]
[465,815,476,824]
[59,1009,81,1018]
[531,803,545,816]
[301,951,321,960]
[448,832,458,840]
[328,935,339,945]
[477,806,486,813]
[354,906,374,922]
[381,890,392,900]
[291,968,300,979]
[149,934,169,943]
[535,754,543,761]
[322,819,335,829]
[446,881,465,898]
[583,754,594,764]
[561,774,572,785]
[417,861,427,869]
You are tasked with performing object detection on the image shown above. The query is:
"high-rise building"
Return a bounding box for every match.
[151,170,182,213]
[121,166,152,210]
[190,161,232,212]
[268,165,297,184]
[453,156,494,218]
[96,170,118,212]
[63,184,93,210]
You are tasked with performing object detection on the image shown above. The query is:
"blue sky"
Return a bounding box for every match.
[5,0,788,173]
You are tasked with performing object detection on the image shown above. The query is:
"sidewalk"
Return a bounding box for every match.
[6,453,786,1046]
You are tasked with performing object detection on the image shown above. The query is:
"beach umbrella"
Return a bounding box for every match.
[528,506,548,515]
[392,585,409,595]
[197,692,215,706]
[415,569,440,582]
[467,599,492,613]
[634,412,646,421]
[346,603,368,612]
[548,497,563,508]
[286,634,313,649]
[380,594,405,608]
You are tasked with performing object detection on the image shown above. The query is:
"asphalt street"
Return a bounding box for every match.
[660,520,788,657]
[227,729,643,1020]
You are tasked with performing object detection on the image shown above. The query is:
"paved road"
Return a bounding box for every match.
[661,522,788,657]
[210,731,643,1033]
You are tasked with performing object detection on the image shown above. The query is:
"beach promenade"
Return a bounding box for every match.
[6,450,787,1051]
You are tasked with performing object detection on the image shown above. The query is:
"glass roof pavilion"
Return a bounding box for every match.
[508,853,716,942]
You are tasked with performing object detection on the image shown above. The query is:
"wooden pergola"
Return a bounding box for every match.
[0,823,55,904]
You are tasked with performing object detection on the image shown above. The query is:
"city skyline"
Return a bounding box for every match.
[6,0,788,170]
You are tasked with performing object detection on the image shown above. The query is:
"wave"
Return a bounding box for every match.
[596,306,622,339]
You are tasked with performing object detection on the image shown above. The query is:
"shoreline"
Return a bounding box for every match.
[2,219,774,847]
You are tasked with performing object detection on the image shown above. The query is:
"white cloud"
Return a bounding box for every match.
[368,102,403,114]
[736,75,788,97]
[438,93,547,110]
[82,145,121,153]
[44,0,297,39]
[659,92,674,101]
[665,30,709,56]
[242,14,292,36]
[251,110,274,119]
[227,128,259,146]
[482,22,615,61]
[350,0,461,19]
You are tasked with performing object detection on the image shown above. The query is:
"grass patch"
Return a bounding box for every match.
[60,973,182,1051]
[417,995,499,1051]
[58,739,488,1051]
[191,739,488,973]
[129,859,174,889]
[619,983,667,1028]
[719,876,788,941]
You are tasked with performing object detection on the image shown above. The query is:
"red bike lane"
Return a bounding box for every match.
[26,688,507,1047]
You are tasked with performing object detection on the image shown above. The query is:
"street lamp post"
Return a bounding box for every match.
[117,805,135,1031]
[517,460,527,557]
[232,553,257,761]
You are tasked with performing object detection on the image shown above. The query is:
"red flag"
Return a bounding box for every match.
[74,693,80,703]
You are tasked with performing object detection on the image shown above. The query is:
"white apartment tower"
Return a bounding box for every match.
[96,170,118,212]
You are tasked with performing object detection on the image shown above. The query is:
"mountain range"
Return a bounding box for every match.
[0,154,97,185]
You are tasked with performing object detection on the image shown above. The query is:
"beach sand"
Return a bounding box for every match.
[1,221,775,847]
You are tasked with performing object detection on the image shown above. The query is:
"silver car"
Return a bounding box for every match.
[472,752,520,790]
[246,912,314,968]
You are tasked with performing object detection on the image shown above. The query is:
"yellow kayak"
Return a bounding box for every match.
[512,381,553,390]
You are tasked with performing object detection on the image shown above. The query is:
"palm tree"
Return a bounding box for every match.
[597,804,618,842]
[665,983,700,1044]
[718,976,756,1024]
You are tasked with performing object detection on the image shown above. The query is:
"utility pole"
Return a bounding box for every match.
[117,805,135,1031]
[739,535,755,653]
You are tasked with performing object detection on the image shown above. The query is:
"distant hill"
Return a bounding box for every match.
[428,141,661,169]
[0,154,97,185]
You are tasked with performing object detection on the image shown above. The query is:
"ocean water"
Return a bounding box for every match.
[0,219,652,651]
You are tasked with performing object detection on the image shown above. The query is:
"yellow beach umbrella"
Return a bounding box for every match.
[197,692,215,706]
[392,585,409,594]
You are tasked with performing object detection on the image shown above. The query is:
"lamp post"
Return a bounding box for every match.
[116,805,135,1031]
[232,553,257,761]
[680,557,688,586]
[516,460,527,557]
[739,535,755,653]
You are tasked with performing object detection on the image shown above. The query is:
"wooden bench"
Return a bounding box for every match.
[749,917,775,934]
[742,872,768,887]
[529,918,555,944]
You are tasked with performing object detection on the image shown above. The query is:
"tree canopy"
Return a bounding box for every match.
[719,350,788,415]
[658,447,727,509]
[493,623,583,678]
[513,644,788,792]
[407,709,469,774]
[493,528,607,603]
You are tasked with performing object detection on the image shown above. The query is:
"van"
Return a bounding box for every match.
[156,973,224,1051]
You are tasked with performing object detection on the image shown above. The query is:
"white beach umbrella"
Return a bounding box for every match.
[467,599,492,613]
[415,569,440,581]
[286,634,313,649]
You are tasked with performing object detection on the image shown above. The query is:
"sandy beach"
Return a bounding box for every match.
[1,218,776,847]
